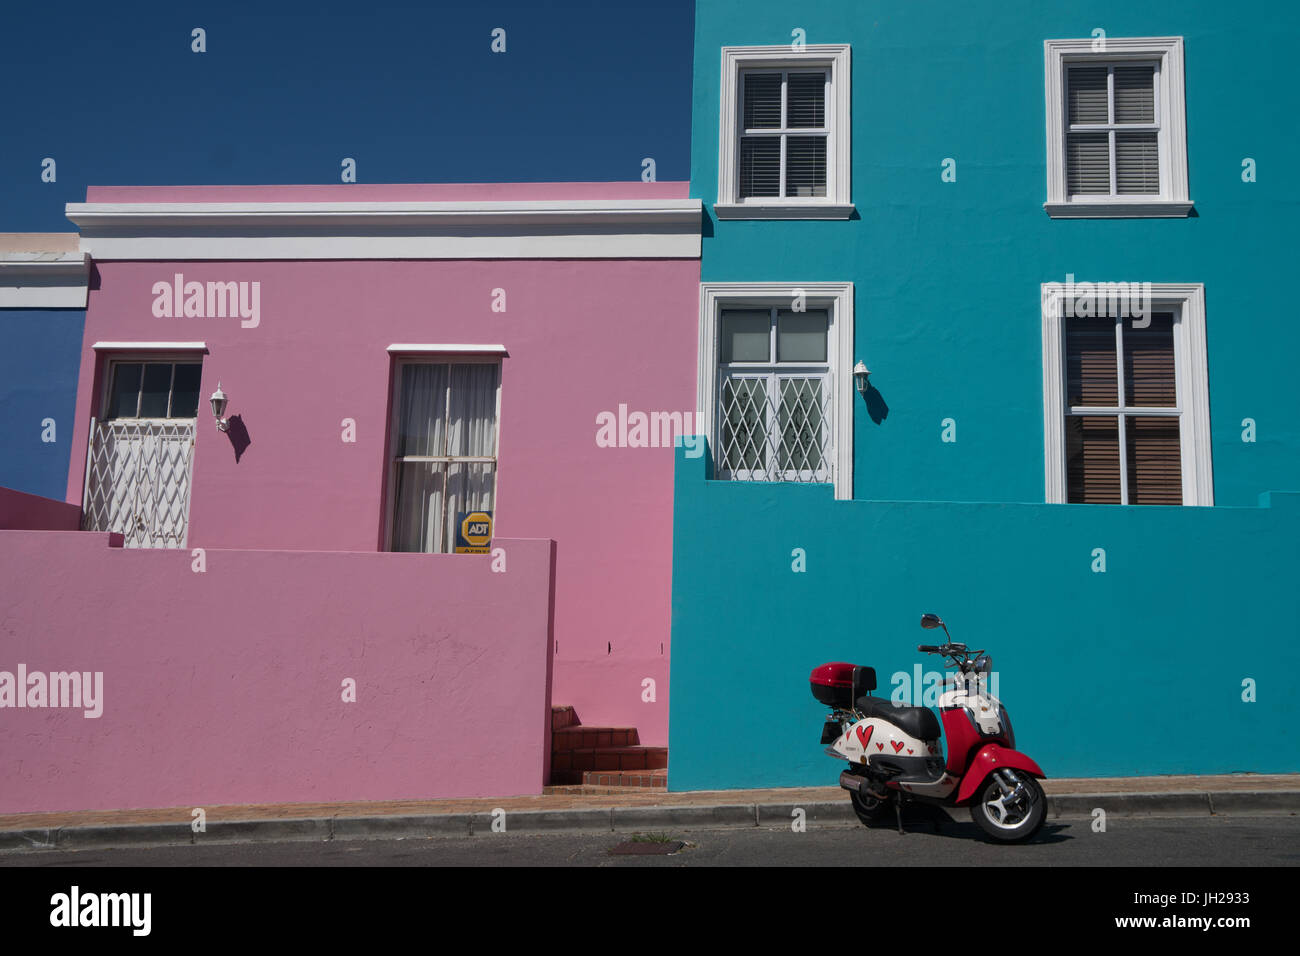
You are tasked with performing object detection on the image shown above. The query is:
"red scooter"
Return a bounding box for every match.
[810,613,1047,842]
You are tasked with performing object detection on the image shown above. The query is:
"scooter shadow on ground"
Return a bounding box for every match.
[858,804,1071,845]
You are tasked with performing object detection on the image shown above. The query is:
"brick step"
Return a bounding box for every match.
[546,769,668,789]
[583,769,667,789]
[551,746,668,773]
[552,726,642,750]
[551,705,580,732]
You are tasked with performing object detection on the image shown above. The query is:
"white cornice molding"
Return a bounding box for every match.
[65,198,703,260]
[0,252,91,308]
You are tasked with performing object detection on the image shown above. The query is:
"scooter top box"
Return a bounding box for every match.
[810,661,876,709]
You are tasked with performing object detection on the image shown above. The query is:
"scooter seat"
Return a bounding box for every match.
[855,695,941,741]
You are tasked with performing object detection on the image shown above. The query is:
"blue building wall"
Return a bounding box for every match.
[0,309,84,499]
[670,1,1300,788]
[690,0,1298,506]
[669,446,1300,789]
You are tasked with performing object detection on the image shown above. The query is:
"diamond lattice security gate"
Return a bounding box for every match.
[718,373,832,483]
[82,419,196,549]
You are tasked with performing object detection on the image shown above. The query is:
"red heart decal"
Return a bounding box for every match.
[927,744,937,755]
[876,742,884,751]
[906,748,914,755]
[891,740,905,753]
[855,724,874,749]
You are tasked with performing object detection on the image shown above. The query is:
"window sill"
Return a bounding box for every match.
[714,202,856,221]
[1044,200,1194,219]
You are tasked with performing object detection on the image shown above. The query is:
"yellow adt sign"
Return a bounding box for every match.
[456,511,493,553]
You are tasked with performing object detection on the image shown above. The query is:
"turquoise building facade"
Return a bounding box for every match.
[669,0,1300,789]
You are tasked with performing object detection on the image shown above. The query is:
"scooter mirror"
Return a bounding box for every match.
[920,613,944,629]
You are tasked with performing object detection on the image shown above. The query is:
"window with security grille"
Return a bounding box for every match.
[387,359,500,553]
[738,70,829,200]
[1065,63,1160,197]
[1064,312,1183,504]
[717,307,831,482]
[83,358,202,549]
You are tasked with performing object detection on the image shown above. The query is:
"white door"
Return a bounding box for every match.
[82,360,201,549]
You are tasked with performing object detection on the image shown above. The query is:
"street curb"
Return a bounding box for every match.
[1050,792,1212,818]
[1,790,1296,852]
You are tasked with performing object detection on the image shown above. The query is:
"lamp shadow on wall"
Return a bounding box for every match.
[225,414,251,462]
[862,384,889,425]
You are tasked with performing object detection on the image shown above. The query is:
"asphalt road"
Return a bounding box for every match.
[2,813,1296,867]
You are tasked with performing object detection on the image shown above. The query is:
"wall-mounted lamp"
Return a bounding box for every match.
[853,361,871,394]
[209,381,230,432]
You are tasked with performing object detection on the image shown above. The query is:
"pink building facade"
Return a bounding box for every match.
[0,182,701,813]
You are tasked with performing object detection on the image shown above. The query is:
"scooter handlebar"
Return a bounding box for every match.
[917,644,941,653]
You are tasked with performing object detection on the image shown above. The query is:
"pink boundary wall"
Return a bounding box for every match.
[0,487,81,531]
[0,531,555,814]
[61,183,697,748]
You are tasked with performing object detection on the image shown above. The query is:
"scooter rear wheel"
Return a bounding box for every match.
[849,786,894,827]
[969,768,1046,843]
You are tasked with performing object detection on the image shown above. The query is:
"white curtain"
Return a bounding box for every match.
[392,363,497,553]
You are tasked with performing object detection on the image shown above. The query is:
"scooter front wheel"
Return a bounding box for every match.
[969,768,1046,843]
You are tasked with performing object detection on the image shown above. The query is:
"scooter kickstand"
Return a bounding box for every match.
[894,796,904,835]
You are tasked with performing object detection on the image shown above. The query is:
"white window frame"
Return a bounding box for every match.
[698,282,854,498]
[383,354,504,554]
[1044,37,1191,218]
[716,45,853,220]
[717,308,833,483]
[1041,282,1212,505]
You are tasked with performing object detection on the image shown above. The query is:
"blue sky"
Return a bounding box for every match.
[0,0,696,232]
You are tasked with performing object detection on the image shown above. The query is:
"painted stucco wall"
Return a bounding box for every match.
[668,446,1300,790]
[0,530,554,814]
[0,487,81,531]
[690,1,1299,505]
[61,184,698,746]
[671,2,1300,789]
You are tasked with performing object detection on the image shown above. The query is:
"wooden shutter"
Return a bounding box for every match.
[1124,312,1181,503]
[1066,316,1117,406]
[1126,417,1182,504]
[1066,416,1121,503]
[1123,313,1176,406]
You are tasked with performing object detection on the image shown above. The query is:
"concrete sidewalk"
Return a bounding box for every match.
[1,774,1296,852]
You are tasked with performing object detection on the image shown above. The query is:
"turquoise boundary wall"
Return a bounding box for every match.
[668,443,1300,790]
